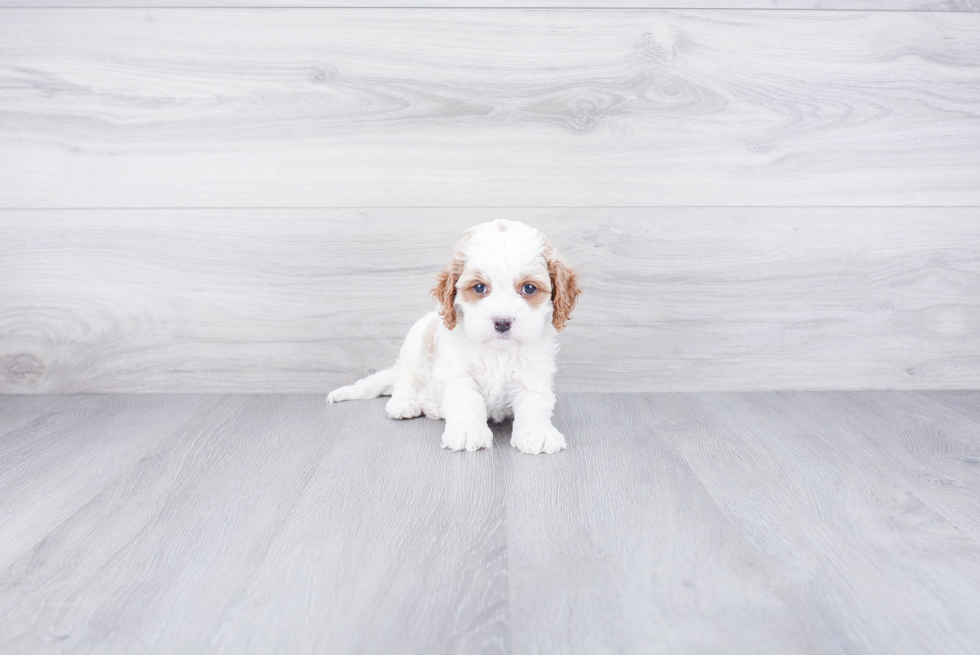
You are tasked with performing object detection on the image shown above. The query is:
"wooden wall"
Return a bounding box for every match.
[1,4,978,393]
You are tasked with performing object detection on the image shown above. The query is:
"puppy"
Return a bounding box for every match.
[327,219,580,454]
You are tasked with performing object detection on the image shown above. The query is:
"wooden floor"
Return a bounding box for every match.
[1,392,978,653]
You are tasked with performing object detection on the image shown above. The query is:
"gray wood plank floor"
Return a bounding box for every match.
[2,392,979,653]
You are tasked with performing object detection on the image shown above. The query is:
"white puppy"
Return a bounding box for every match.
[327,219,581,454]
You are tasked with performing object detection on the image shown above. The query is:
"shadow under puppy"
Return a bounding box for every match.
[328,219,581,454]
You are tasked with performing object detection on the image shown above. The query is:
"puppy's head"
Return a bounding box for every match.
[431,219,581,344]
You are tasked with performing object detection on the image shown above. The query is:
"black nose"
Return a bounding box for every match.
[493,318,512,333]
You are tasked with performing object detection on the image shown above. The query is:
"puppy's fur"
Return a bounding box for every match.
[327,219,580,454]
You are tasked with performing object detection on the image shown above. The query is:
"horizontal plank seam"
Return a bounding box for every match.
[4,388,980,395]
[0,5,976,10]
[3,205,980,211]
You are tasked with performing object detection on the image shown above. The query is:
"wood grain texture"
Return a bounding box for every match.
[0,395,508,654]
[2,207,978,394]
[2,391,980,653]
[502,393,811,654]
[2,10,979,207]
[1,1,977,8]
[806,391,980,542]
[0,396,225,574]
[670,391,980,654]
[503,391,980,653]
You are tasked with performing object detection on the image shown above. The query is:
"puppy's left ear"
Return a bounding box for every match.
[548,254,581,332]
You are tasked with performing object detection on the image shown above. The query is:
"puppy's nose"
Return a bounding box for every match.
[493,317,513,333]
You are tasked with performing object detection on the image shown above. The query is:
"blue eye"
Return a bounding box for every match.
[522,284,537,295]
[473,283,487,294]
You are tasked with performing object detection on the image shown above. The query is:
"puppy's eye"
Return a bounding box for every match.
[522,284,537,295]
[473,283,487,294]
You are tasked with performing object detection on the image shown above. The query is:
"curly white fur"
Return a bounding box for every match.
[327,219,580,455]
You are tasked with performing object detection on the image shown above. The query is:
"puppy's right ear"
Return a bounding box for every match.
[431,257,463,329]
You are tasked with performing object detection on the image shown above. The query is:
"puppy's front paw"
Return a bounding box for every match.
[441,423,493,452]
[511,423,566,455]
[386,396,422,419]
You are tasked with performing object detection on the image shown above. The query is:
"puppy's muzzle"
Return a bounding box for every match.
[493,317,513,334]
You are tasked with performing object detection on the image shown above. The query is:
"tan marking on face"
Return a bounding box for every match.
[458,273,491,304]
[515,275,551,308]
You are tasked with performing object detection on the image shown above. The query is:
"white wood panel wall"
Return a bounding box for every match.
[2,10,980,208]
[2,209,978,393]
[1,7,978,393]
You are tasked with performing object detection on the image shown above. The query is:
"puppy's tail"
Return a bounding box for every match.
[326,367,396,404]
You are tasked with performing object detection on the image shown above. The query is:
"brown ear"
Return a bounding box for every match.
[548,256,581,332]
[431,257,464,329]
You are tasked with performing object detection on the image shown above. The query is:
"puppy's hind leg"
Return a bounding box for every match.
[384,313,439,419]
[327,365,419,418]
